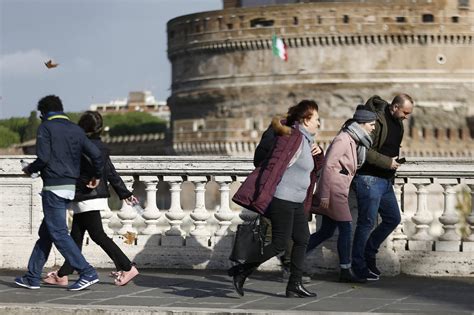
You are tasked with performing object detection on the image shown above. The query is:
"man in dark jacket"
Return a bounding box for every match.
[351,94,414,280]
[15,95,104,291]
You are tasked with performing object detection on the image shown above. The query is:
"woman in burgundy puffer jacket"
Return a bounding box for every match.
[231,100,324,298]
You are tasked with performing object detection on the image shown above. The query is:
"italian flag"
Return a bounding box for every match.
[272,34,288,61]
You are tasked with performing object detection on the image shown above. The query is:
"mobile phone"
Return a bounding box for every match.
[396,157,406,164]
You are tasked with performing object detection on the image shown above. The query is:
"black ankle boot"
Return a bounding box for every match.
[286,281,317,298]
[339,268,367,283]
[232,265,256,297]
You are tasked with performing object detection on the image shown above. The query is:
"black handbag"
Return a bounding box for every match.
[229,216,268,264]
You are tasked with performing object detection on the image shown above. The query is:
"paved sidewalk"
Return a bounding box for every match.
[0,269,473,315]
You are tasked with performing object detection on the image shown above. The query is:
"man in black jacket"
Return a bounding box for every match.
[15,95,104,291]
[351,94,414,281]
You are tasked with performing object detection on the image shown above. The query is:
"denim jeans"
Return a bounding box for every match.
[25,191,95,285]
[307,215,352,267]
[351,175,401,272]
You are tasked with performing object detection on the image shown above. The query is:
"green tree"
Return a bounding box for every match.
[22,111,41,141]
[102,112,167,136]
[0,126,21,148]
[0,117,28,138]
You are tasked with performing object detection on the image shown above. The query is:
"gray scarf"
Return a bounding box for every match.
[343,121,373,168]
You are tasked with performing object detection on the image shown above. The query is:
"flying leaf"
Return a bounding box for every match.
[44,59,59,69]
[121,231,137,245]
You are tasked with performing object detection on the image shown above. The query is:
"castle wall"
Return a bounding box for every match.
[167,0,474,155]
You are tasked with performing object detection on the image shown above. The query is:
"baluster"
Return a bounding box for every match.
[464,183,474,251]
[140,176,162,235]
[214,176,235,236]
[233,176,259,224]
[391,179,407,241]
[437,180,461,251]
[100,197,114,236]
[409,179,434,250]
[188,176,211,245]
[117,176,138,235]
[163,176,186,237]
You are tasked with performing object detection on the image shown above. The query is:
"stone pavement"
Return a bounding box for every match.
[0,268,473,315]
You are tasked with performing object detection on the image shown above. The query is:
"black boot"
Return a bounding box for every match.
[339,268,367,283]
[232,264,256,297]
[286,280,317,298]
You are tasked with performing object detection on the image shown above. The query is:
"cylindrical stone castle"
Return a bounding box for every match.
[167,0,474,156]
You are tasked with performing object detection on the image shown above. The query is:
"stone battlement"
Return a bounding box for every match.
[168,0,472,57]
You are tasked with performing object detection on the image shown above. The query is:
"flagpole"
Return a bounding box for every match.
[271,28,276,90]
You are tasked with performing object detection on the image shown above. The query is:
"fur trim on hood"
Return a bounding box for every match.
[271,116,292,136]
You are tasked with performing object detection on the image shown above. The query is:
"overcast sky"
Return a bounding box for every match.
[0,0,221,119]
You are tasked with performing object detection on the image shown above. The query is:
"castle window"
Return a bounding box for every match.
[317,15,322,24]
[451,16,460,23]
[227,23,233,30]
[293,16,299,25]
[343,15,350,24]
[396,16,406,23]
[458,0,470,9]
[169,30,175,39]
[422,14,434,23]
[195,24,201,33]
[250,18,274,28]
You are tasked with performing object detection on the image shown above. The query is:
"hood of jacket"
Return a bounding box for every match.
[365,95,389,113]
[271,116,293,136]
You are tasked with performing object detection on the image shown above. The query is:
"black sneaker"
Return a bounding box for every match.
[366,257,381,277]
[366,270,380,281]
[354,268,379,281]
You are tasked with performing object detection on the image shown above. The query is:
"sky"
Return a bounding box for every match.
[0,0,222,119]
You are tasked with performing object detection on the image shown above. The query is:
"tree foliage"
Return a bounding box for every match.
[101,112,167,136]
[23,111,41,141]
[0,126,21,148]
[0,111,168,148]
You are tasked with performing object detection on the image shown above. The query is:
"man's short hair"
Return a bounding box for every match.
[37,95,64,113]
[391,93,414,109]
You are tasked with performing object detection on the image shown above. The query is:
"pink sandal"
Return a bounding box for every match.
[114,266,139,286]
[43,271,68,286]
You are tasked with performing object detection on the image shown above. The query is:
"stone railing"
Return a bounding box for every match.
[0,156,473,276]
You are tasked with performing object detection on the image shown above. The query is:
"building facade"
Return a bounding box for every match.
[90,91,171,122]
[167,0,474,156]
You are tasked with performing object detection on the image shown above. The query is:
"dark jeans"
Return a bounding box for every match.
[351,175,401,272]
[25,191,95,285]
[248,197,310,282]
[307,215,352,267]
[58,210,132,277]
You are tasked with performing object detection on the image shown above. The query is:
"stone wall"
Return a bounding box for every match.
[167,0,474,155]
[1,155,473,276]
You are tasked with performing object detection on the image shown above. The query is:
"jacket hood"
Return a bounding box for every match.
[365,95,389,112]
[271,116,292,136]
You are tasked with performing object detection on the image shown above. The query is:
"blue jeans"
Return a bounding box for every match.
[307,215,352,267]
[351,175,401,272]
[25,191,95,285]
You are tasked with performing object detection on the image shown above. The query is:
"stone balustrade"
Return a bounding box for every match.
[0,156,473,276]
